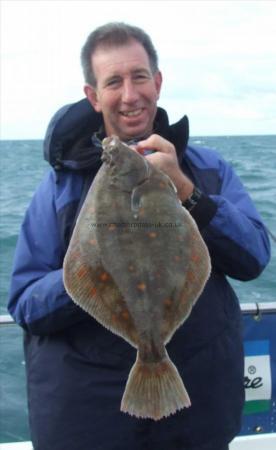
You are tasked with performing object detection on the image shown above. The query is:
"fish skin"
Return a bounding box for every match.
[63,136,211,420]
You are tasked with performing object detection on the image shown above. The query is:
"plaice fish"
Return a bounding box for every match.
[63,136,211,420]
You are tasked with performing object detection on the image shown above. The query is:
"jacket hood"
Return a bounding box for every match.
[43,98,189,171]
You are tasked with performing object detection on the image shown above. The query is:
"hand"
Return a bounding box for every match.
[136,134,194,202]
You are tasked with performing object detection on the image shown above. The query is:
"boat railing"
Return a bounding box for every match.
[1,302,276,327]
[0,314,15,325]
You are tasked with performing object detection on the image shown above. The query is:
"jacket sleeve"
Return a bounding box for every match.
[191,154,271,281]
[8,170,89,336]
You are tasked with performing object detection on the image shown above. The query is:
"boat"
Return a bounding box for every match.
[1,301,276,449]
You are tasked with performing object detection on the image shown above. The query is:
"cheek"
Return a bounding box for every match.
[103,95,120,114]
[143,85,160,104]
[95,90,115,111]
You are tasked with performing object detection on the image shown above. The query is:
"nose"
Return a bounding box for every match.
[121,79,139,103]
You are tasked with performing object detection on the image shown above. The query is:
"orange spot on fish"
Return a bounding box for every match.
[77,266,89,279]
[191,254,200,263]
[164,298,172,307]
[90,287,97,297]
[187,270,196,283]
[181,292,190,304]
[137,282,146,292]
[108,223,117,231]
[89,239,97,246]
[148,232,157,239]
[71,250,81,260]
[122,310,130,320]
[99,272,109,282]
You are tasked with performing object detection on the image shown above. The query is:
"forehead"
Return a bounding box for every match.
[91,40,152,79]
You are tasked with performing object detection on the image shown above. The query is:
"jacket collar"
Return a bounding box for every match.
[43,98,189,171]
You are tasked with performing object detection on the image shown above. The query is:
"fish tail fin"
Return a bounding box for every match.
[121,351,191,420]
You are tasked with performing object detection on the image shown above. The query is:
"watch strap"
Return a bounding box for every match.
[182,186,202,212]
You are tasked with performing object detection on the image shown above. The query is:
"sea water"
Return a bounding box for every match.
[0,136,275,442]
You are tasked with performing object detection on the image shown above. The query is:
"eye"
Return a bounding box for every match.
[105,77,121,88]
[132,72,152,84]
[135,74,146,79]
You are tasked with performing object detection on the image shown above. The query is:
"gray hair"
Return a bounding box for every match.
[81,22,159,86]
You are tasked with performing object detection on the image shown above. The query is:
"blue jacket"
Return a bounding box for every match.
[8,99,271,450]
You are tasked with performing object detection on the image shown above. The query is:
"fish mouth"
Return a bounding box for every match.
[101,137,121,167]
[102,136,117,158]
[102,136,120,150]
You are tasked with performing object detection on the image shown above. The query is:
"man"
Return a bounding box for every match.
[8,23,271,450]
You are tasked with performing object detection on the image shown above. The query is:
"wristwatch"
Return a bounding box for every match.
[182,186,202,212]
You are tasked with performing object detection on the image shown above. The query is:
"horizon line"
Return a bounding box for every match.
[1,133,276,142]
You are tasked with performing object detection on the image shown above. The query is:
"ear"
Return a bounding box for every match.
[84,84,102,112]
[154,71,163,100]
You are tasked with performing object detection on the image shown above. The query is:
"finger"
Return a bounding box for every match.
[137,134,174,154]
[126,142,154,156]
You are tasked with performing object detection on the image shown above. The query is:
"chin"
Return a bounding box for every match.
[122,127,151,141]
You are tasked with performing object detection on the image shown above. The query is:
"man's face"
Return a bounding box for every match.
[84,40,162,141]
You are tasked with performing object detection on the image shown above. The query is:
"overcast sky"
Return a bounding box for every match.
[1,0,276,138]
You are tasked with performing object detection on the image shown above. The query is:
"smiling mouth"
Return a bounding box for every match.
[120,108,143,118]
